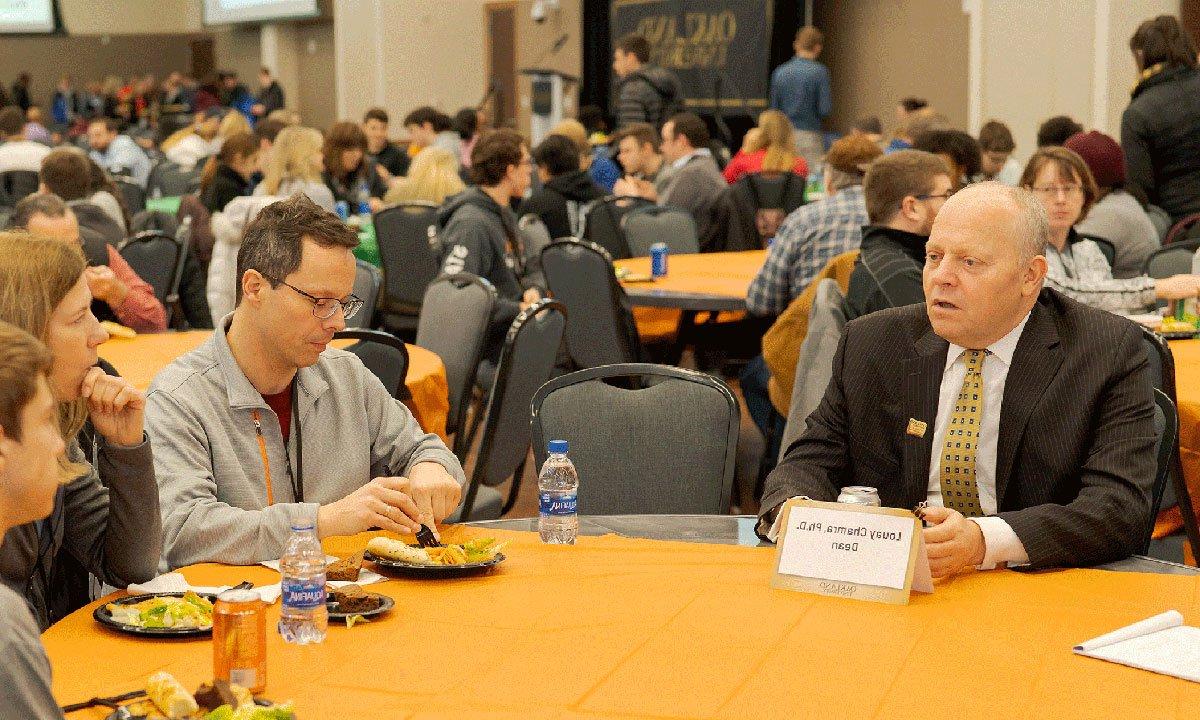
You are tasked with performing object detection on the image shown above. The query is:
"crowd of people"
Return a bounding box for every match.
[0,12,1199,716]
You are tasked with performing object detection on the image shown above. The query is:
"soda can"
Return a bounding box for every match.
[837,486,881,507]
[213,589,267,694]
[650,242,669,278]
[334,200,350,221]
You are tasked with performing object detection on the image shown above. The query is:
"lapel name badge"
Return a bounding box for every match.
[906,418,927,438]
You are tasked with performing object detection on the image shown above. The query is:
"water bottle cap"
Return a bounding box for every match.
[548,439,568,454]
[358,201,371,215]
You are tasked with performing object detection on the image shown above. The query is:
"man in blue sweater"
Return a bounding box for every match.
[770,26,832,171]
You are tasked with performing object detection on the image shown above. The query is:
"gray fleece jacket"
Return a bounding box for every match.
[146,318,465,570]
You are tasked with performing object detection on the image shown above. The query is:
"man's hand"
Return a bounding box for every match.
[406,462,463,539]
[84,266,129,309]
[82,367,145,447]
[1156,274,1200,300]
[613,176,656,201]
[921,506,986,579]
[520,287,542,310]
[316,476,423,538]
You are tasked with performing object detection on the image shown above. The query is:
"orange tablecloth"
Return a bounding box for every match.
[97,330,449,438]
[616,249,766,302]
[616,250,765,338]
[45,527,1200,719]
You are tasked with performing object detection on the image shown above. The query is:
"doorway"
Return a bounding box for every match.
[485,2,518,129]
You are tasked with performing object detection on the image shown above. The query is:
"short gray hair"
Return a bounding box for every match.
[8,193,69,230]
[952,181,1048,261]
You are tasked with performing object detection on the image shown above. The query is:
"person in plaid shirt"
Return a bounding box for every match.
[746,133,880,317]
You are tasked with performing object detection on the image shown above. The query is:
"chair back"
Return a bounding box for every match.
[374,202,441,317]
[458,299,566,519]
[0,170,40,206]
[541,239,642,368]
[416,273,496,441]
[531,363,739,514]
[349,259,382,329]
[333,329,410,400]
[1081,235,1116,268]
[622,205,699,256]
[1145,389,1179,554]
[1166,212,1200,245]
[517,214,554,289]
[115,179,147,214]
[1143,241,1200,279]
[119,231,183,305]
[148,161,201,197]
[779,279,848,461]
[582,195,654,260]
[129,209,179,236]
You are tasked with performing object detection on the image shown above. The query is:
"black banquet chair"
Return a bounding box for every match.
[453,298,566,521]
[531,363,739,515]
[374,202,441,339]
[333,329,410,401]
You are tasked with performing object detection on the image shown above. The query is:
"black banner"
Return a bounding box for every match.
[611,0,774,115]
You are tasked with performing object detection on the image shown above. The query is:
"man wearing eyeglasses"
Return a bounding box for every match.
[144,194,466,570]
[843,150,954,320]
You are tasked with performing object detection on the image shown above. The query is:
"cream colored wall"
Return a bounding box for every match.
[57,0,203,34]
[513,0,584,136]
[973,0,1179,165]
[816,0,969,135]
[334,0,488,128]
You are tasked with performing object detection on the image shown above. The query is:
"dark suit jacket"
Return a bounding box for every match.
[761,288,1156,569]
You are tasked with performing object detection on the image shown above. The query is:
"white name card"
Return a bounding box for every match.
[771,498,933,605]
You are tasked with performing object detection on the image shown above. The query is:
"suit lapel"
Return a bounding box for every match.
[900,325,948,506]
[995,301,1062,504]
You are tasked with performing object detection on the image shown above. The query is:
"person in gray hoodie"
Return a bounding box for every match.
[439,128,541,370]
[613,34,682,130]
[146,195,465,570]
[0,234,160,630]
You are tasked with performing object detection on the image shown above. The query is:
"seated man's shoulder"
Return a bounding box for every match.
[147,340,222,401]
[841,302,927,346]
[1042,288,1142,348]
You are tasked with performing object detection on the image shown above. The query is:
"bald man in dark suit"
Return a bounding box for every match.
[760,182,1156,577]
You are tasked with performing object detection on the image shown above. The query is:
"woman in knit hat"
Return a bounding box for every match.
[1065,130,1160,279]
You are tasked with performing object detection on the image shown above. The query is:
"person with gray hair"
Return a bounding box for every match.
[145,194,465,569]
[761,181,1157,575]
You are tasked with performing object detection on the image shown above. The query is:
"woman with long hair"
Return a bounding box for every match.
[199,132,258,213]
[254,125,334,211]
[383,146,465,206]
[321,121,387,212]
[723,109,808,184]
[0,233,160,630]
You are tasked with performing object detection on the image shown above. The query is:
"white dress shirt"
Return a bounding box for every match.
[926,313,1031,569]
[0,140,50,173]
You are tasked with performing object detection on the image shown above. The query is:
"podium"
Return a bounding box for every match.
[521,68,578,147]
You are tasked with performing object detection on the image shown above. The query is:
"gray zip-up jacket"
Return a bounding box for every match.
[146,319,465,570]
[0,437,160,629]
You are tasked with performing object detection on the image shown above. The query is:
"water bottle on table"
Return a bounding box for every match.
[278,524,327,644]
[538,440,578,544]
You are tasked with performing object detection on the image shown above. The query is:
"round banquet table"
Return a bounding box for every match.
[97,330,449,438]
[46,517,1200,720]
[615,249,766,312]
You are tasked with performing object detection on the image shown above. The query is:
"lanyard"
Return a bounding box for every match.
[251,382,305,505]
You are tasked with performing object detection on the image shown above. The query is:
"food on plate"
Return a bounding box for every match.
[1159,319,1196,334]
[326,584,382,613]
[325,550,364,581]
[106,591,214,629]
[194,680,239,713]
[117,672,295,719]
[366,536,505,566]
[147,671,200,718]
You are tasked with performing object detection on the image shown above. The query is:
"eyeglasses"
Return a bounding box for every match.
[265,275,363,321]
[1032,185,1083,199]
[915,191,954,201]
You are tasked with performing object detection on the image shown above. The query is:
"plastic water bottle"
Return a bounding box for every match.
[538,440,579,544]
[277,524,327,644]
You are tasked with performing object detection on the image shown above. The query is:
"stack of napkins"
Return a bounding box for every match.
[1074,610,1200,682]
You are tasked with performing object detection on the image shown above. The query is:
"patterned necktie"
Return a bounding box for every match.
[940,349,985,517]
